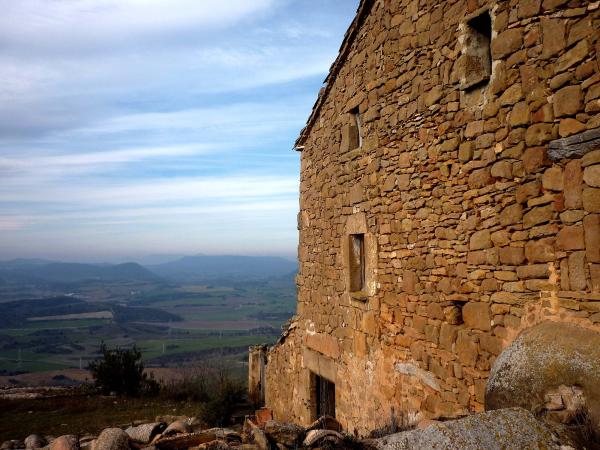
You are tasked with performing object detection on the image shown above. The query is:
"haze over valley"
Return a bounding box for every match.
[0,254,297,382]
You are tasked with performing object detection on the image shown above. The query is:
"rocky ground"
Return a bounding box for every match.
[1,406,582,450]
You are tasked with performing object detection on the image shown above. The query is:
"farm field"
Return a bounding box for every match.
[0,277,295,379]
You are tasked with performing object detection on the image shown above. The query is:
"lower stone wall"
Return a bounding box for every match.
[264,322,311,426]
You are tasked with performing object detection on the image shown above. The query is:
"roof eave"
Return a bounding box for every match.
[294,0,376,150]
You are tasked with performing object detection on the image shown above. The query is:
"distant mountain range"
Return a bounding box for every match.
[147,254,298,283]
[0,254,298,286]
[0,260,160,285]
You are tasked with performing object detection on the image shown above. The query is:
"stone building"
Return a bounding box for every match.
[250,0,600,437]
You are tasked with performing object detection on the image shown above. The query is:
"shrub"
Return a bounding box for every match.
[202,369,246,426]
[158,364,246,426]
[88,343,158,396]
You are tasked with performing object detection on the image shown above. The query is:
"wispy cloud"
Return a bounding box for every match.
[0,0,359,261]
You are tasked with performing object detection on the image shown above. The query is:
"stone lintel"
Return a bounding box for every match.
[303,348,337,383]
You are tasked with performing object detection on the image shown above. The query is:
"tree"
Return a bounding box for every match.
[88,343,156,396]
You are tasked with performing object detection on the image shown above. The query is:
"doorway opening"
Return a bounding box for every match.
[311,372,336,419]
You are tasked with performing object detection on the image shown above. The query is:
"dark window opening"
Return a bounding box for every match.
[462,10,492,90]
[352,107,363,149]
[349,233,365,292]
[311,373,335,419]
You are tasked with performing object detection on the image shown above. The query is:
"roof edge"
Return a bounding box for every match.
[294,0,376,150]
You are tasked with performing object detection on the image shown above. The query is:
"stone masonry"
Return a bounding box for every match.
[260,0,600,437]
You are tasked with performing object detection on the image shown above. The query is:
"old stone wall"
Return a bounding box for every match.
[265,0,600,437]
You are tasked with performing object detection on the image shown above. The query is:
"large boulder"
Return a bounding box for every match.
[92,429,128,450]
[24,436,46,449]
[263,420,304,447]
[126,423,165,444]
[369,408,567,449]
[162,421,190,437]
[303,429,344,447]
[49,436,79,450]
[485,321,600,433]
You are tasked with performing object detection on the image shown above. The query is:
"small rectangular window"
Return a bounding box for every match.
[462,10,492,90]
[349,233,365,292]
[352,108,363,149]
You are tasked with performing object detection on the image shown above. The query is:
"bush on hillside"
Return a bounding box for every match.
[88,343,158,396]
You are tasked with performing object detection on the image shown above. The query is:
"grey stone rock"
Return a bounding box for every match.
[125,423,165,444]
[303,429,344,447]
[264,420,304,447]
[370,408,564,449]
[92,429,128,450]
[548,126,600,160]
[162,421,190,437]
[249,428,269,450]
[24,435,46,449]
[486,321,600,432]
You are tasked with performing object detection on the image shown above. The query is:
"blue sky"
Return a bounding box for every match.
[0,0,359,262]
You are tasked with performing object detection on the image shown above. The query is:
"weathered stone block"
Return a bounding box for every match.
[470,230,492,250]
[558,118,586,138]
[568,251,587,290]
[463,302,491,331]
[523,205,554,228]
[556,225,584,250]
[509,101,530,127]
[491,230,510,246]
[491,161,513,179]
[553,85,582,118]
[459,141,475,162]
[583,187,600,212]
[516,264,549,279]
[554,39,588,74]
[500,203,523,226]
[525,124,554,146]
[563,160,583,209]
[305,333,340,359]
[516,181,541,204]
[584,214,600,263]
[525,238,555,263]
[522,146,549,173]
[499,84,523,106]
[584,165,600,188]
[541,167,563,191]
[591,264,600,292]
[582,150,600,168]
[468,168,492,188]
[499,247,525,265]
[492,28,523,59]
[541,17,565,58]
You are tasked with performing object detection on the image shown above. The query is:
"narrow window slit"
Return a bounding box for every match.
[352,107,363,149]
[349,233,365,292]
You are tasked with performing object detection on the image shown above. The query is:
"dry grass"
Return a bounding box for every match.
[0,395,200,441]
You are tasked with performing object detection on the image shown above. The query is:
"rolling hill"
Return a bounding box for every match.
[147,254,297,283]
[0,260,161,285]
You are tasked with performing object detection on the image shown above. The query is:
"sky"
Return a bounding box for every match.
[0,0,359,263]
